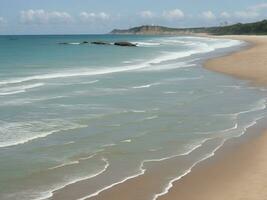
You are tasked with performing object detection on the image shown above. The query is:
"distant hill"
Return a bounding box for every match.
[110,20,267,35]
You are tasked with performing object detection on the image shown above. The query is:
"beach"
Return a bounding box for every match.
[159,35,267,200]
[1,35,267,200]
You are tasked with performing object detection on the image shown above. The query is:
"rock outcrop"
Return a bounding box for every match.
[114,42,137,47]
[91,41,111,45]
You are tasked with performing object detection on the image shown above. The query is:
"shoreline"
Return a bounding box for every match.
[48,35,267,200]
[159,35,267,200]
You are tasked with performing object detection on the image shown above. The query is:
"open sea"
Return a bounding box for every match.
[0,34,267,200]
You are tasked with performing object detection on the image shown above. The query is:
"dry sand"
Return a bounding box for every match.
[205,35,267,85]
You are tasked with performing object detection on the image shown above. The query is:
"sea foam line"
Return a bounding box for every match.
[77,114,263,200]
[0,83,44,96]
[153,115,265,200]
[48,153,97,170]
[77,138,210,200]
[132,82,160,89]
[36,158,109,200]
[0,123,88,148]
[214,98,266,119]
[152,139,226,200]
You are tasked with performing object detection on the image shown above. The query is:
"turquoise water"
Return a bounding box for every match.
[0,35,266,200]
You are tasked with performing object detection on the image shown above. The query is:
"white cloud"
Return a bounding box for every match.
[220,12,231,18]
[163,9,184,20]
[20,9,73,24]
[201,11,216,20]
[0,17,6,25]
[79,12,110,22]
[139,10,154,19]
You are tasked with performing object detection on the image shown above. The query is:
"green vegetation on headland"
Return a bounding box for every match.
[110,20,267,35]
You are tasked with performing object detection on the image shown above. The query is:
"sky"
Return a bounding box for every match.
[0,0,267,35]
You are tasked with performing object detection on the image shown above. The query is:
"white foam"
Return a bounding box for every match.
[153,116,264,200]
[49,153,97,170]
[48,161,79,170]
[77,168,145,200]
[121,139,131,143]
[35,158,109,200]
[0,120,88,148]
[132,82,160,89]
[195,123,238,135]
[68,42,81,45]
[129,109,147,113]
[101,143,116,147]
[135,42,161,47]
[163,91,177,94]
[77,138,210,200]
[0,83,44,96]
[0,90,25,95]
[139,62,195,71]
[153,139,226,200]
[143,115,159,120]
[214,98,266,119]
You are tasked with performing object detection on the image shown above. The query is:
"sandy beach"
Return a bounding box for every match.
[158,35,267,200]
[205,35,267,85]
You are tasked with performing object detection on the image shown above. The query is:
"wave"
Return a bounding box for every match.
[142,115,159,121]
[132,82,160,89]
[214,98,266,120]
[48,161,80,170]
[48,153,97,170]
[51,80,99,86]
[121,139,131,143]
[152,139,226,200]
[163,91,177,94]
[135,42,161,47]
[77,167,146,200]
[139,62,196,71]
[153,115,264,200]
[76,116,261,200]
[129,109,147,113]
[0,120,88,148]
[35,158,109,200]
[234,116,264,138]
[0,83,44,96]
[195,123,238,135]
[0,37,242,87]
[77,138,210,200]
[0,90,25,96]
[101,143,116,147]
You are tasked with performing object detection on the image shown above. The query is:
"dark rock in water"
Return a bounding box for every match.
[114,42,137,47]
[91,41,111,45]
[80,41,89,44]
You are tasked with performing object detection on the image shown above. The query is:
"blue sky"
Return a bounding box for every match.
[0,0,266,34]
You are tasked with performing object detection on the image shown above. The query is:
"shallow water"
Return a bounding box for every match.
[0,35,266,200]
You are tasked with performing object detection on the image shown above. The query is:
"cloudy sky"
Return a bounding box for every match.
[0,0,267,35]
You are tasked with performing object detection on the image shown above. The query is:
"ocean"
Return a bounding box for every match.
[0,34,266,200]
